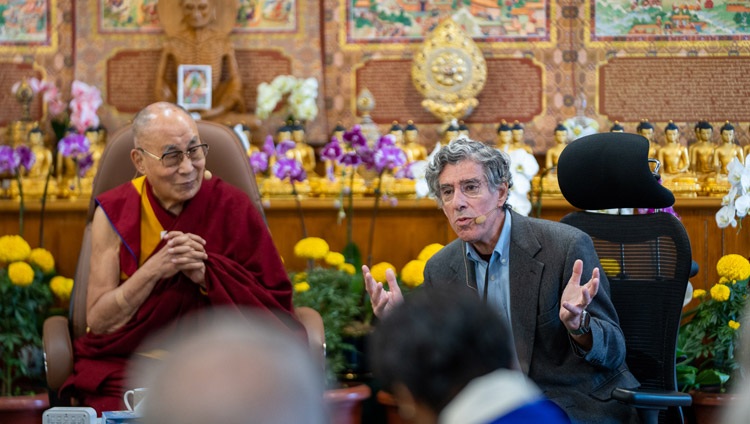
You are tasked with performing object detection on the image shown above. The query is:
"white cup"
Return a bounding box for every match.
[123,387,148,413]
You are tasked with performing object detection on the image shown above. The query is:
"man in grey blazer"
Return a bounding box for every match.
[364,138,639,423]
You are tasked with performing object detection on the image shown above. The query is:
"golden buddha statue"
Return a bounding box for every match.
[609,121,625,133]
[637,120,659,173]
[744,124,750,161]
[705,122,744,196]
[658,121,699,196]
[458,120,470,138]
[689,120,716,181]
[403,120,428,162]
[21,127,57,199]
[510,120,533,154]
[155,0,252,124]
[286,120,316,175]
[534,123,568,198]
[495,120,512,152]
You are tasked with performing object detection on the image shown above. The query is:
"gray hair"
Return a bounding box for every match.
[426,136,513,207]
[132,102,192,148]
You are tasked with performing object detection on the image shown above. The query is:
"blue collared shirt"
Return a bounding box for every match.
[465,211,512,324]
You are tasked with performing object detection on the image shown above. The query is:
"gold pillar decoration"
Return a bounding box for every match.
[411,17,487,124]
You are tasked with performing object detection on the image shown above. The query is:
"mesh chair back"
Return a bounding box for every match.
[561,212,691,424]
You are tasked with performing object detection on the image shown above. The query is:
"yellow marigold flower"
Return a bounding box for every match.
[324,251,345,267]
[50,276,74,301]
[417,243,444,261]
[0,235,31,263]
[600,258,621,278]
[293,237,329,260]
[370,262,396,282]
[8,261,35,287]
[338,263,356,275]
[693,289,706,298]
[293,272,308,284]
[294,282,310,293]
[401,260,426,288]
[28,248,55,273]
[719,276,730,285]
[717,254,750,281]
[729,320,741,330]
[710,283,731,302]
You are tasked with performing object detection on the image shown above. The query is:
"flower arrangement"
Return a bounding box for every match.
[0,145,36,235]
[291,237,443,381]
[677,254,750,392]
[715,157,750,229]
[255,75,318,123]
[562,116,599,141]
[506,148,539,216]
[0,235,74,396]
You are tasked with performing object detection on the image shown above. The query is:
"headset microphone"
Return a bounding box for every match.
[474,206,500,224]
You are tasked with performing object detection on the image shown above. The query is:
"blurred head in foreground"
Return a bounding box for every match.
[132,308,326,424]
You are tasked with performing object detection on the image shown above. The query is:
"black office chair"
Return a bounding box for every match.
[557,132,693,424]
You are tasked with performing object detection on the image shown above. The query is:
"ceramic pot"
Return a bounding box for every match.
[325,382,371,424]
[0,392,50,424]
[689,389,738,424]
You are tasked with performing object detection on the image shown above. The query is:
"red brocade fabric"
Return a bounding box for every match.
[62,177,295,412]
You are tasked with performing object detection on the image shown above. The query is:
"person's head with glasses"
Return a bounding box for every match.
[426,137,513,255]
[131,102,209,214]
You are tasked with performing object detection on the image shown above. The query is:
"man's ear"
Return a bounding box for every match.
[497,182,509,208]
[131,149,144,174]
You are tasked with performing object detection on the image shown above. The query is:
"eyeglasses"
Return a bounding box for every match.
[439,179,484,203]
[138,144,209,168]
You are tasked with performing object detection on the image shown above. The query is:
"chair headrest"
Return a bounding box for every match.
[557,132,675,210]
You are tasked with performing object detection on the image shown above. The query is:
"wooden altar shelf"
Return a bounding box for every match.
[0,197,744,296]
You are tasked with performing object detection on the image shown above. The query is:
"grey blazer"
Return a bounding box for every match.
[423,210,639,424]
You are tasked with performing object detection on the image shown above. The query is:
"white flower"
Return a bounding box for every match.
[727,158,744,187]
[255,82,282,119]
[270,75,297,93]
[508,190,532,216]
[562,117,599,141]
[508,149,539,180]
[736,194,750,218]
[256,75,318,122]
[716,205,738,229]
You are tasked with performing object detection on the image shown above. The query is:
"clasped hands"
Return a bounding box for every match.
[364,258,600,338]
[152,231,208,287]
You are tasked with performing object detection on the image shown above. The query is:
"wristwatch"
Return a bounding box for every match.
[569,309,591,336]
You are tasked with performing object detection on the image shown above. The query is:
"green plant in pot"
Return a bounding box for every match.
[0,235,73,397]
[677,253,750,393]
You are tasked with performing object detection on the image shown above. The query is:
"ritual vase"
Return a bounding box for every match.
[689,389,738,424]
[0,392,49,424]
[325,382,371,424]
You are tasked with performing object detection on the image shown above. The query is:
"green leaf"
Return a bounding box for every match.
[695,369,730,387]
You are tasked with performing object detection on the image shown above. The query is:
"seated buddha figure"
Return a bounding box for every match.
[286,120,317,176]
[637,120,659,173]
[315,122,365,197]
[609,121,625,133]
[495,120,513,152]
[705,121,744,196]
[155,0,248,123]
[535,123,568,198]
[510,121,533,154]
[21,127,57,199]
[458,120,470,138]
[689,120,716,181]
[658,121,700,196]
[79,126,107,194]
[258,122,312,197]
[403,120,428,162]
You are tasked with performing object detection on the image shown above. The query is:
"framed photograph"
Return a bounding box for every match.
[177,65,212,111]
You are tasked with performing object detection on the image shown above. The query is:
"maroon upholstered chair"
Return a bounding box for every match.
[43,120,324,400]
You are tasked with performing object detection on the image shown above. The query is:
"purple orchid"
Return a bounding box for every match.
[355,145,376,169]
[374,145,406,173]
[0,145,20,174]
[340,151,362,167]
[262,134,276,158]
[15,145,36,172]
[376,134,396,149]
[77,152,94,177]
[395,161,415,179]
[276,139,296,156]
[343,125,367,149]
[320,137,344,162]
[273,157,307,183]
[249,151,269,174]
[58,133,90,158]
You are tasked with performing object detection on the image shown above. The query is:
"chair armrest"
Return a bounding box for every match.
[295,306,326,370]
[43,315,74,390]
[612,387,692,408]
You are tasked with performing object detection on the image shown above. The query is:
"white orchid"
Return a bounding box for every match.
[503,149,538,217]
[716,205,738,229]
[255,75,319,122]
[716,157,750,229]
[508,149,539,180]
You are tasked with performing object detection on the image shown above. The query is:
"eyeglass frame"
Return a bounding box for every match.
[137,143,210,168]
[438,178,486,203]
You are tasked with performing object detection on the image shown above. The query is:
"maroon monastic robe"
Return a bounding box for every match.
[62,177,295,412]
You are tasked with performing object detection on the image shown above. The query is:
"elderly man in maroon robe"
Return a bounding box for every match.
[61,102,296,413]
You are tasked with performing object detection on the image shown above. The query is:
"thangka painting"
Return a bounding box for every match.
[592,0,750,41]
[99,0,161,32]
[0,0,50,45]
[347,0,549,43]
[235,0,297,31]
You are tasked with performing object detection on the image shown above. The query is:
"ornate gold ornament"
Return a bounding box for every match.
[411,17,487,124]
